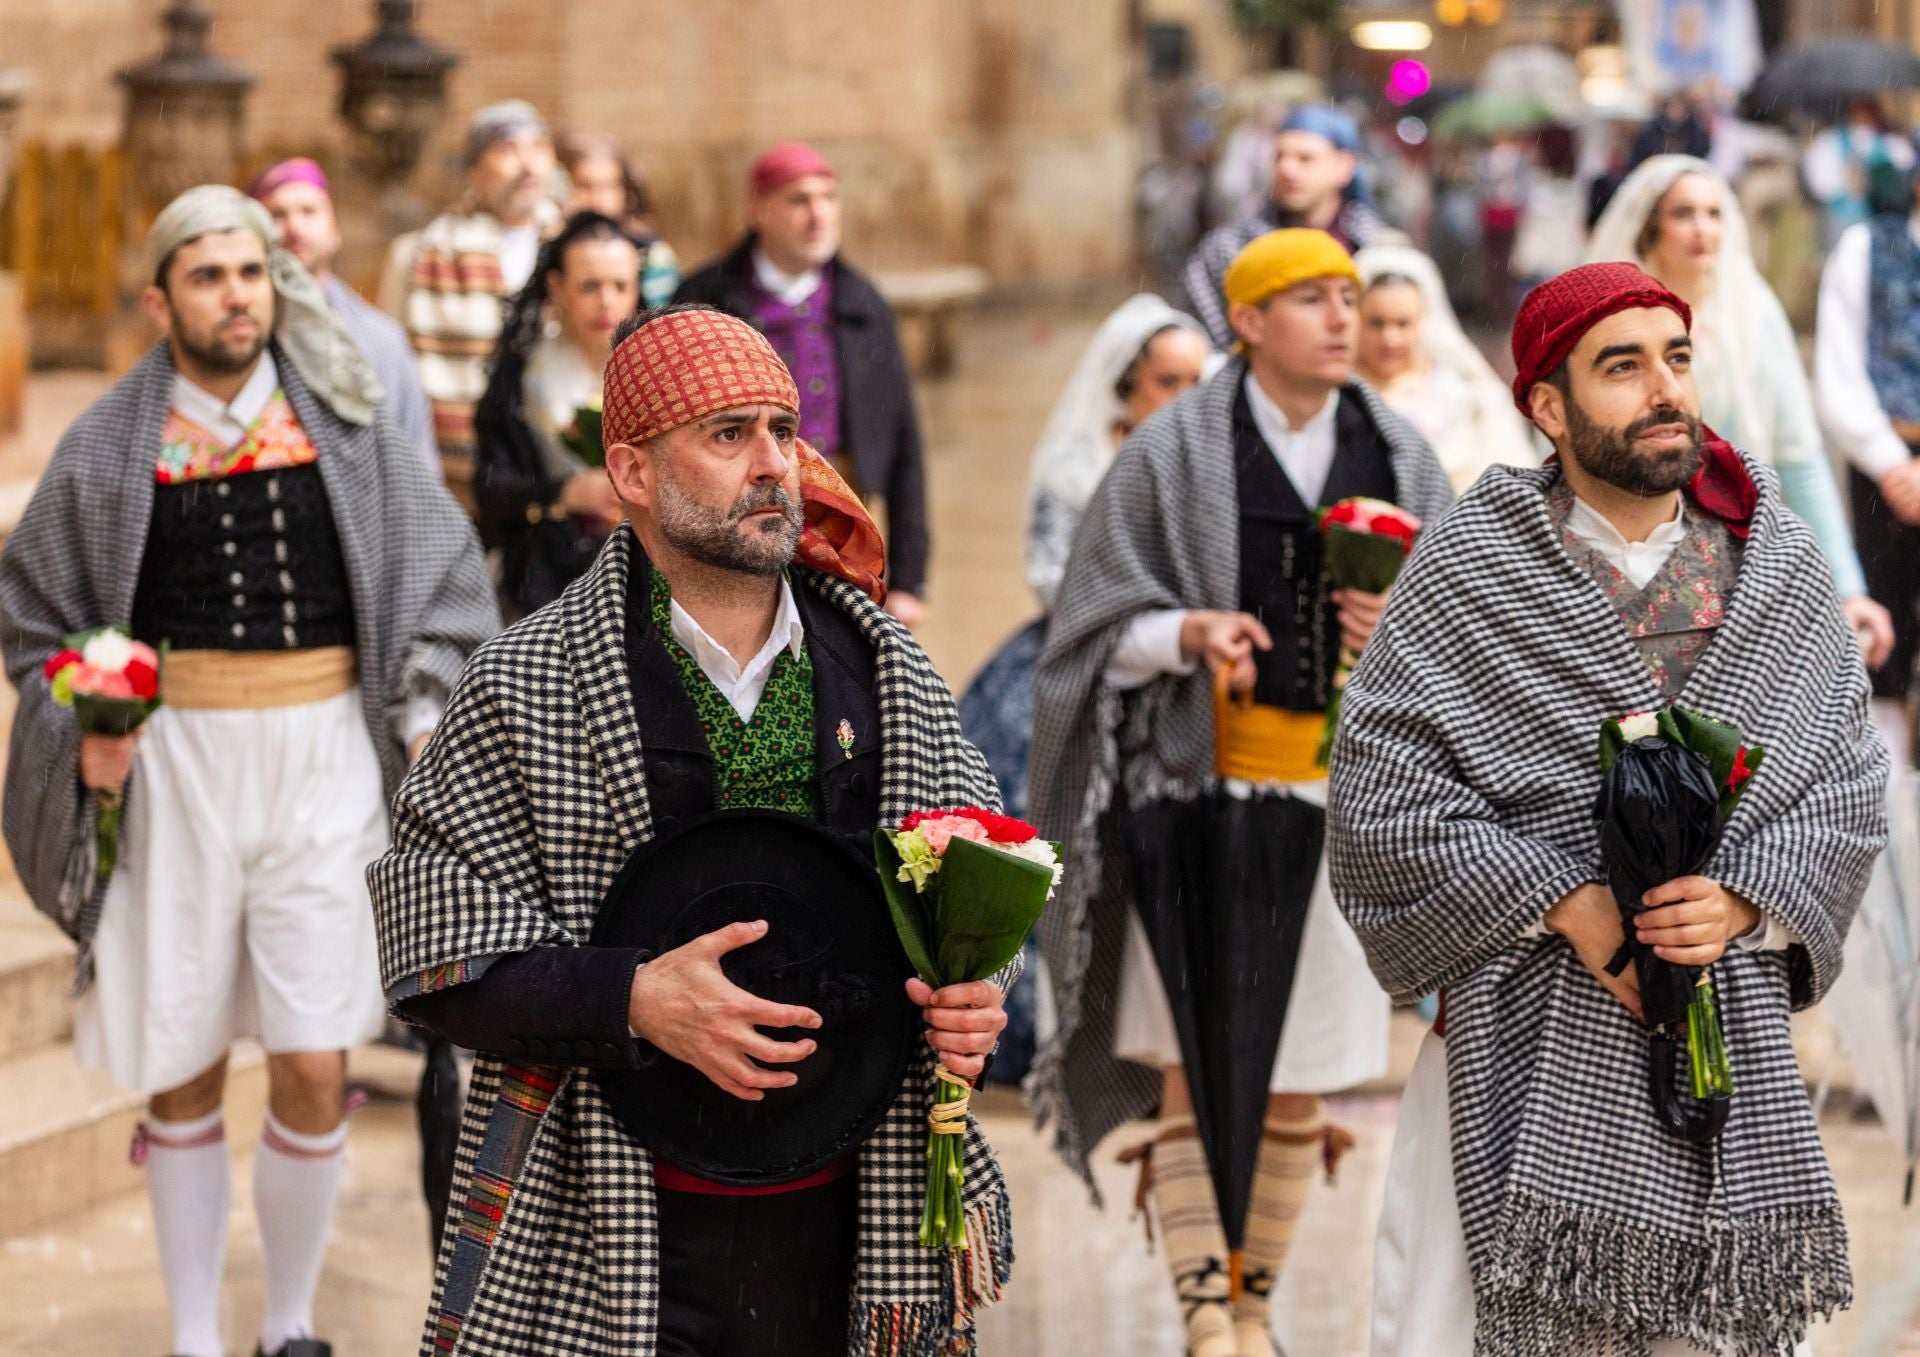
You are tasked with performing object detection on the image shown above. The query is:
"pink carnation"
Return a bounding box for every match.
[917,815,991,856]
[69,664,134,699]
[127,641,161,670]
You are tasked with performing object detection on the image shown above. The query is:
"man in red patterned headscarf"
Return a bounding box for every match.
[371,302,1021,1356]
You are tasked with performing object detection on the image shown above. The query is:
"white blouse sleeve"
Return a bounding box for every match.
[1815,222,1913,480]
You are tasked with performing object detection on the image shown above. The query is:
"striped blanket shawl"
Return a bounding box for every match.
[1024,364,1454,1184]
[1327,456,1886,1355]
[369,525,1014,1356]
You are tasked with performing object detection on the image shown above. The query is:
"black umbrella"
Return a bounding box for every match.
[1748,36,1920,113]
[1120,789,1320,1269]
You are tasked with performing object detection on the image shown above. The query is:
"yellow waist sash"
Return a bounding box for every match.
[165,646,357,711]
[1211,663,1327,785]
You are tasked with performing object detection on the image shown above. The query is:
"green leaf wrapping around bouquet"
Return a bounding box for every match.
[924,836,1054,984]
[562,405,607,468]
[1323,525,1412,595]
[1597,706,1766,814]
[874,829,943,985]
[71,695,160,737]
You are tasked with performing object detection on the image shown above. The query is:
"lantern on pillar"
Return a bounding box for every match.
[116,1,255,223]
[332,0,460,188]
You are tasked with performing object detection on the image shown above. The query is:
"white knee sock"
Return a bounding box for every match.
[146,1109,231,1357]
[254,1110,348,1354]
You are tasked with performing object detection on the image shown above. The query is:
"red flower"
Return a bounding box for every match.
[125,660,159,700]
[42,649,81,681]
[1726,746,1754,796]
[1320,497,1421,551]
[899,806,1039,844]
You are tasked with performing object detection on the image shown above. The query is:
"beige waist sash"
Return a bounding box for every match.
[164,646,357,711]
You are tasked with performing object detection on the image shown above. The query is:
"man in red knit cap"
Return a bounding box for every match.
[1330,262,1880,1354]
[676,143,934,627]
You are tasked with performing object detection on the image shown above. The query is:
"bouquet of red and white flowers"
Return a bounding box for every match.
[1315,497,1421,767]
[875,807,1061,1247]
[44,627,164,885]
[1596,706,1764,1139]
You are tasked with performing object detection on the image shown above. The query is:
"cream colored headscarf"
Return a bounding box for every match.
[147,185,382,426]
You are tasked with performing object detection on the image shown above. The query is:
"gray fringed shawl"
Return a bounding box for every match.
[1327,457,1885,1355]
[369,527,1014,1356]
[0,342,499,983]
[1025,363,1455,1182]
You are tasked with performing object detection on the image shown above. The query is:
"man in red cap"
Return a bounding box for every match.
[248,159,438,472]
[676,143,933,627]
[371,303,1017,1356]
[1328,261,1881,1354]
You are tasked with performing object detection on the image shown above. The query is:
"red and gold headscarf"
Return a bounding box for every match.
[603,308,887,603]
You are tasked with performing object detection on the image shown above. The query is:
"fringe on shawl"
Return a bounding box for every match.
[1473,1188,1851,1356]
[849,1191,1016,1357]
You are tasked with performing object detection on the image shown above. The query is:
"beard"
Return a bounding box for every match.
[172,304,270,376]
[1564,394,1703,495]
[656,473,803,576]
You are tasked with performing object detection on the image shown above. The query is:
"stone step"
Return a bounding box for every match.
[0,1040,267,1240]
[0,884,75,1062]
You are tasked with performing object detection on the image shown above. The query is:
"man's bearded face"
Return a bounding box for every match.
[1563,387,1703,495]
[159,230,275,376]
[655,459,803,576]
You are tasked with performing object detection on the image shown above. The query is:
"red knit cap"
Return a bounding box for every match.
[1510,262,1692,417]
[749,142,836,197]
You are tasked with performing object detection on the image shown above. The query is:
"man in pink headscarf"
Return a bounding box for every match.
[248,159,437,470]
[676,143,934,626]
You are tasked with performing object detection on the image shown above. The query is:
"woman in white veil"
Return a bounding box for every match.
[1352,245,1539,493]
[1024,295,1214,607]
[1584,154,1893,656]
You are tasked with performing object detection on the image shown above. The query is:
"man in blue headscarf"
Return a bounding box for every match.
[1183,104,1396,348]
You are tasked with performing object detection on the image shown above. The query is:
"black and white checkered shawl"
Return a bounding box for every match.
[0,341,498,984]
[1180,198,1391,348]
[368,524,1015,1357]
[1025,363,1454,1186]
[1327,456,1886,1355]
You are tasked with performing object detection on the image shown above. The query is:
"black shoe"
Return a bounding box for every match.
[255,1341,334,1357]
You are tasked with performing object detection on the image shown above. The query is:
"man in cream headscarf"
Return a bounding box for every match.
[0,185,497,1357]
[1030,229,1450,1357]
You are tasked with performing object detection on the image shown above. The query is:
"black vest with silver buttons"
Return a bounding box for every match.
[1234,384,1397,712]
[132,462,355,652]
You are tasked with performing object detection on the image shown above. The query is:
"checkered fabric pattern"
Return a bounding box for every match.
[370,524,1013,1356]
[1024,363,1454,1193]
[0,341,498,985]
[603,307,799,446]
[1326,455,1882,1353]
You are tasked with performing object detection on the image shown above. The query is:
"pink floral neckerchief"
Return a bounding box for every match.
[1546,474,1743,702]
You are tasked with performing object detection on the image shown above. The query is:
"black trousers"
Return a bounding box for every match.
[656,1172,858,1357]
[1851,466,1920,699]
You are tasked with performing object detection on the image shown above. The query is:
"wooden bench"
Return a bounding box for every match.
[872,266,989,378]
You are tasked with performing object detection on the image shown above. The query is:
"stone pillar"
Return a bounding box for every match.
[0,68,29,439]
[109,1,255,374]
[331,0,460,297]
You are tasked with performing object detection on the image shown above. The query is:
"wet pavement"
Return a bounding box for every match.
[5,302,1920,1355]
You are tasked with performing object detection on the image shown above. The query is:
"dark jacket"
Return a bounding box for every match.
[471,349,609,620]
[399,551,884,1062]
[674,236,931,596]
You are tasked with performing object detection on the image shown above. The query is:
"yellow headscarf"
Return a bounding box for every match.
[1222,228,1359,309]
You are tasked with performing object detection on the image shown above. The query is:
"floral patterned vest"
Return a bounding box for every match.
[1547,476,1742,701]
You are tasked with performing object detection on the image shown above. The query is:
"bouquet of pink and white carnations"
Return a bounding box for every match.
[44,626,165,885]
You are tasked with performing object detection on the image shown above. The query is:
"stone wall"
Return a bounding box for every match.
[1,0,1142,292]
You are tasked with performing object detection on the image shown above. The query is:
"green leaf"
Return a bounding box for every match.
[923,837,1053,984]
[1322,527,1412,595]
[874,829,943,985]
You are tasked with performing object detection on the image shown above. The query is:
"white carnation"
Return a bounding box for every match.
[998,837,1064,898]
[81,629,133,673]
[1618,711,1660,742]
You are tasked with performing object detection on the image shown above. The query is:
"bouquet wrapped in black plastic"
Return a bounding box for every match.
[1594,707,1763,1142]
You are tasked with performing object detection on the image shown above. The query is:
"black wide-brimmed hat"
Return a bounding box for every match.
[591,810,916,1185]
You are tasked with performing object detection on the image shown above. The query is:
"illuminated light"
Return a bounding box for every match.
[1389,59,1433,98]
[1435,0,1470,25]
[1353,20,1433,51]
[1397,117,1429,145]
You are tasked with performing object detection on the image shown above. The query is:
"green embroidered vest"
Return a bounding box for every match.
[650,569,819,816]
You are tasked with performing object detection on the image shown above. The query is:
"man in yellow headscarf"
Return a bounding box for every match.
[1029,228,1452,1357]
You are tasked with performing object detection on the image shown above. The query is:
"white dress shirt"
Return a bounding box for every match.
[751,248,826,307]
[1103,377,1341,689]
[667,576,807,722]
[497,221,543,294]
[170,352,280,449]
[1815,214,1920,480]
